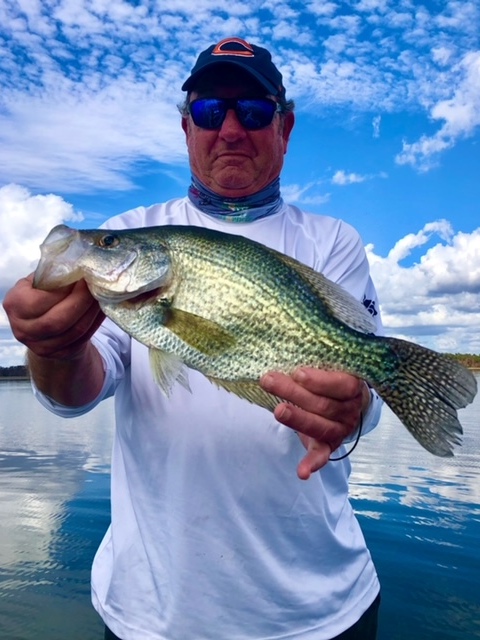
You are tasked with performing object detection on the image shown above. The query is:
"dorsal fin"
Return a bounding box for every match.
[269,249,376,334]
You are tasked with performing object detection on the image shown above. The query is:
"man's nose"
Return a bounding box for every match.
[218,108,247,141]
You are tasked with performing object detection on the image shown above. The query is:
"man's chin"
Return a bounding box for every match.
[209,171,260,197]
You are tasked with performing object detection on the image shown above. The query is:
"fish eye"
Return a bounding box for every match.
[98,234,119,248]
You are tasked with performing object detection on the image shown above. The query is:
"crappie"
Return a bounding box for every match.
[33,224,477,457]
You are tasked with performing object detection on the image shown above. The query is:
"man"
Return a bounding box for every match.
[4,37,383,640]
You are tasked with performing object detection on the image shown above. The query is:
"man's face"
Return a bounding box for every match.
[182,73,294,198]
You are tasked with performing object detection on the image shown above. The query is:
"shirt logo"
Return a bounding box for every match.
[212,38,255,57]
[362,296,378,317]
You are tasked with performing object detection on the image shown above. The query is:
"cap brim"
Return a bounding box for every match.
[182,60,280,95]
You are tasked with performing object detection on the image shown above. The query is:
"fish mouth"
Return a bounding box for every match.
[33,225,87,290]
[118,286,164,307]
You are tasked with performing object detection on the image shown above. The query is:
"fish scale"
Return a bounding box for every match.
[33,223,478,457]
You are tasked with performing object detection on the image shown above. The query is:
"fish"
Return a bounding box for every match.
[33,223,477,457]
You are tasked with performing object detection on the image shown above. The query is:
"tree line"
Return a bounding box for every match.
[0,353,479,379]
[452,353,480,369]
[0,365,29,378]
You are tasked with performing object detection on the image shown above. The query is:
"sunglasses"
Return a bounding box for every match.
[187,97,282,131]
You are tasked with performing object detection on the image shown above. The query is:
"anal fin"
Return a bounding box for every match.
[207,377,280,412]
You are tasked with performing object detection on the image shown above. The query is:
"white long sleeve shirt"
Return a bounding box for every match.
[36,198,383,640]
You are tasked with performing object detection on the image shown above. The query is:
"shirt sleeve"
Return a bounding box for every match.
[32,318,130,418]
[342,386,383,443]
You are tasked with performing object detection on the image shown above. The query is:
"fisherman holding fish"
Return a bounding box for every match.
[8,37,475,640]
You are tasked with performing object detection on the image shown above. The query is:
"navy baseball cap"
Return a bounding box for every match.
[182,37,285,97]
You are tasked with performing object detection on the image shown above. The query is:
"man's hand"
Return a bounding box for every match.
[260,368,369,480]
[3,274,106,405]
[3,274,104,360]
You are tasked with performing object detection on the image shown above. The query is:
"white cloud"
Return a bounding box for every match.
[418,229,480,294]
[331,170,366,185]
[395,50,480,170]
[355,0,389,12]
[384,10,412,29]
[0,73,187,192]
[305,1,338,18]
[331,168,388,185]
[435,1,479,32]
[0,0,478,192]
[281,182,330,206]
[385,220,453,264]
[0,184,82,295]
[0,334,26,366]
[432,46,454,66]
[0,184,85,366]
[366,221,480,353]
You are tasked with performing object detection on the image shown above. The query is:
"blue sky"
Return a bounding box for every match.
[1,0,480,365]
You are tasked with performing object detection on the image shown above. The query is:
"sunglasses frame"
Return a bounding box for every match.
[187,97,282,131]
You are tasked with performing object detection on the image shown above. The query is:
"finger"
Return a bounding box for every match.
[13,280,97,337]
[261,371,328,414]
[292,367,364,400]
[6,279,105,359]
[4,274,77,320]
[261,371,360,421]
[27,306,105,359]
[291,369,370,429]
[26,298,105,358]
[274,402,348,446]
[36,281,100,337]
[296,438,332,480]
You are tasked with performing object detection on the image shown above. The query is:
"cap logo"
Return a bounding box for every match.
[212,37,254,58]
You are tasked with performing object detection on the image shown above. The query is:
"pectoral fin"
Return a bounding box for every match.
[165,307,236,356]
[149,348,191,396]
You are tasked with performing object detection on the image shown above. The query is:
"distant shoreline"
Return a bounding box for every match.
[1,367,479,381]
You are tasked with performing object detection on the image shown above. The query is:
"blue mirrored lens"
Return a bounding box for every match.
[189,98,278,130]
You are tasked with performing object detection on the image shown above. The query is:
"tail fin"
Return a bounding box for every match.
[373,338,477,456]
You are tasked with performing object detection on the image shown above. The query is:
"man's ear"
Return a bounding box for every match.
[181,116,189,138]
[282,111,295,153]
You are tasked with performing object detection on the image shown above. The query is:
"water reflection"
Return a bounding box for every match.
[0,377,479,640]
[350,384,480,640]
[0,381,113,639]
[0,382,113,568]
[350,402,480,507]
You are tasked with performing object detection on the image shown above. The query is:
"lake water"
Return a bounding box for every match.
[0,378,479,640]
